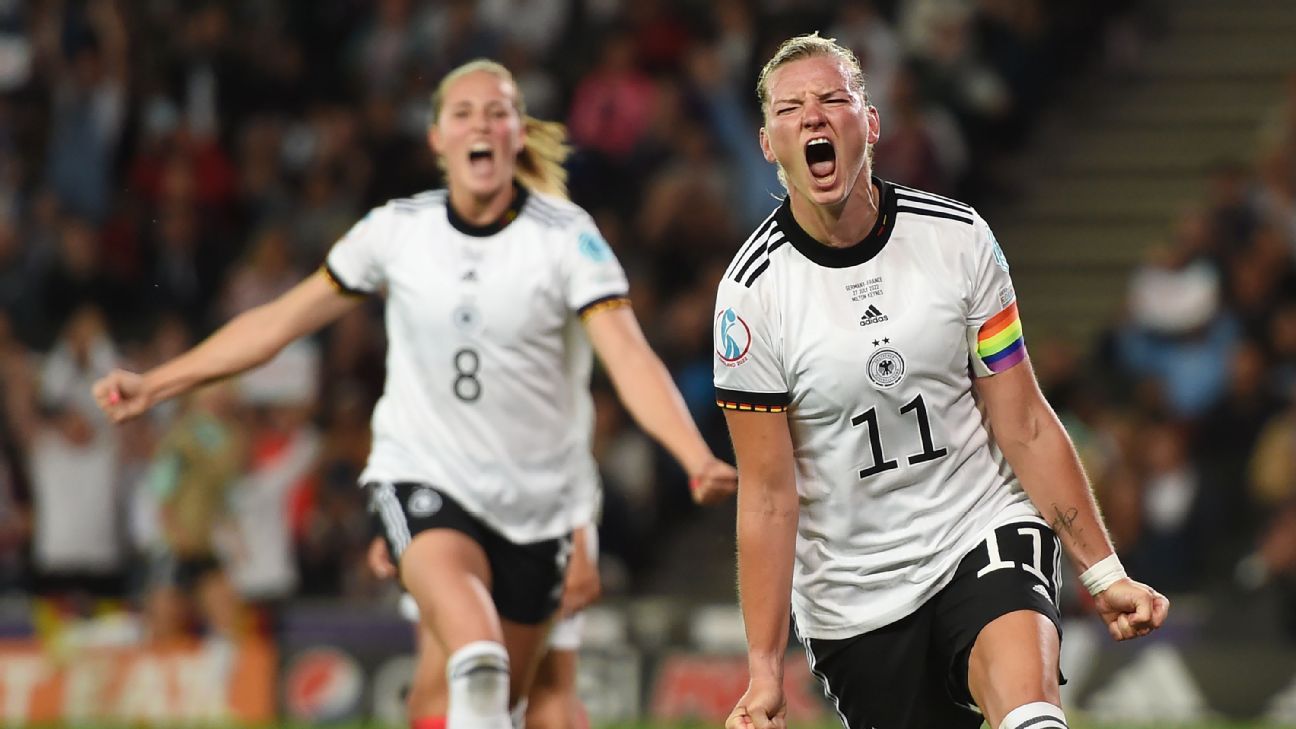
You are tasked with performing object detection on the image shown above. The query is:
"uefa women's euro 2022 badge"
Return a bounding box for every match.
[715,308,751,368]
[578,231,613,262]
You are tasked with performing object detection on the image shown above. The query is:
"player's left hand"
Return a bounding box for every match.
[1094,577,1169,641]
[560,536,601,617]
[367,536,396,580]
[691,457,738,506]
[727,677,786,729]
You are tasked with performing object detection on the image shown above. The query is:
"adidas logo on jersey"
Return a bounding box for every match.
[859,305,889,326]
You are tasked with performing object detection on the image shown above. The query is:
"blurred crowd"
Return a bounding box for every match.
[1051,70,1296,637]
[0,0,1176,641]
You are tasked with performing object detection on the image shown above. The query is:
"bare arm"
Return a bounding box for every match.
[724,408,797,729]
[975,359,1169,639]
[974,361,1113,568]
[94,271,363,422]
[728,409,798,676]
[584,306,736,502]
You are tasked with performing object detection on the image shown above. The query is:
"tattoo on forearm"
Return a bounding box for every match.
[1051,504,1081,540]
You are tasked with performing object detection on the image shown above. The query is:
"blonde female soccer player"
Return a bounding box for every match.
[96,59,736,729]
[715,34,1168,729]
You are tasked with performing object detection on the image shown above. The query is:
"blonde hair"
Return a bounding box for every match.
[756,33,869,115]
[430,59,571,199]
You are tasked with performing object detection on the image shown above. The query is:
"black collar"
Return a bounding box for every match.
[446,182,530,237]
[777,177,896,268]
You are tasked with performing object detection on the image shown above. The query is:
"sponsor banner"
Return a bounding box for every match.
[0,639,274,725]
[649,652,825,723]
[282,646,367,723]
[276,643,641,726]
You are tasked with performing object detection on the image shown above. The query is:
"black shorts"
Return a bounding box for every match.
[147,552,224,592]
[31,569,127,599]
[367,481,571,625]
[802,520,1064,729]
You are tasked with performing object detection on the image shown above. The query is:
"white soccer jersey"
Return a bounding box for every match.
[325,185,626,543]
[714,178,1040,639]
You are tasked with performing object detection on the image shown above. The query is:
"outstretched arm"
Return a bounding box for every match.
[94,270,363,422]
[975,359,1169,641]
[585,306,736,504]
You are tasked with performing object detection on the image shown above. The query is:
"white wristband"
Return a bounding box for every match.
[1079,553,1127,596]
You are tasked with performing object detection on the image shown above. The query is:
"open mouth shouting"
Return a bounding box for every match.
[805,137,837,187]
[467,141,496,176]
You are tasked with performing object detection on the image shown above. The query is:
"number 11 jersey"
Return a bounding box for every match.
[326,185,629,544]
[713,178,1039,639]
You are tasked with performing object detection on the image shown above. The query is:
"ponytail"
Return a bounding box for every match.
[517,116,571,199]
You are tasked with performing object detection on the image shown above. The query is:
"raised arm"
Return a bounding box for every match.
[974,359,1169,641]
[93,270,363,422]
[723,408,798,729]
[583,306,736,504]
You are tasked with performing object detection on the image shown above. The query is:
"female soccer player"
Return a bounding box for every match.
[715,35,1168,729]
[95,59,737,729]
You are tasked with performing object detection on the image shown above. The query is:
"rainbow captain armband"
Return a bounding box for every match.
[968,301,1026,376]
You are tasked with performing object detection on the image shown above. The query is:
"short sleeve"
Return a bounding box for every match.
[713,278,789,413]
[965,215,1026,377]
[563,213,631,319]
[323,206,393,295]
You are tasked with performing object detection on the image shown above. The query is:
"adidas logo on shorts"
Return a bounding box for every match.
[859,305,889,326]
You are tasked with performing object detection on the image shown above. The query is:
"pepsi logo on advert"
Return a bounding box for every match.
[283,647,365,722]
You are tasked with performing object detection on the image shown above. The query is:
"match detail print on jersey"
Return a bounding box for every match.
[974,301,1025,374]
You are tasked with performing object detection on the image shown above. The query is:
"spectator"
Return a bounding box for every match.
[139,381,246,651]
[872,63,967,194]
[348,0,418,96]
[227,347,323,611]
[568,30,657,165]
[1125,419,1205,593]
[829,0,902,121]
[0,312,31,594]
[478,0,572,61]
[219,225,303,320]
[1117,214,1239,417]
[1195,340,1288,574]
[35,0,128,223]
[29,306,125,606]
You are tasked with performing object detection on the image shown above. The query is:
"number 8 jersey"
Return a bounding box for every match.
[713,178,1040,639]
[326,185,629,544]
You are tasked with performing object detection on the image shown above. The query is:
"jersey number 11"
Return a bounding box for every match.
[850,394,948,479]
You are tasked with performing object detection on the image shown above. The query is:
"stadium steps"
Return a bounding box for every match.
[989,0,1296,347]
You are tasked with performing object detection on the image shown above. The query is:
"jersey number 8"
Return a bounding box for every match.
[453,348,482,402]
